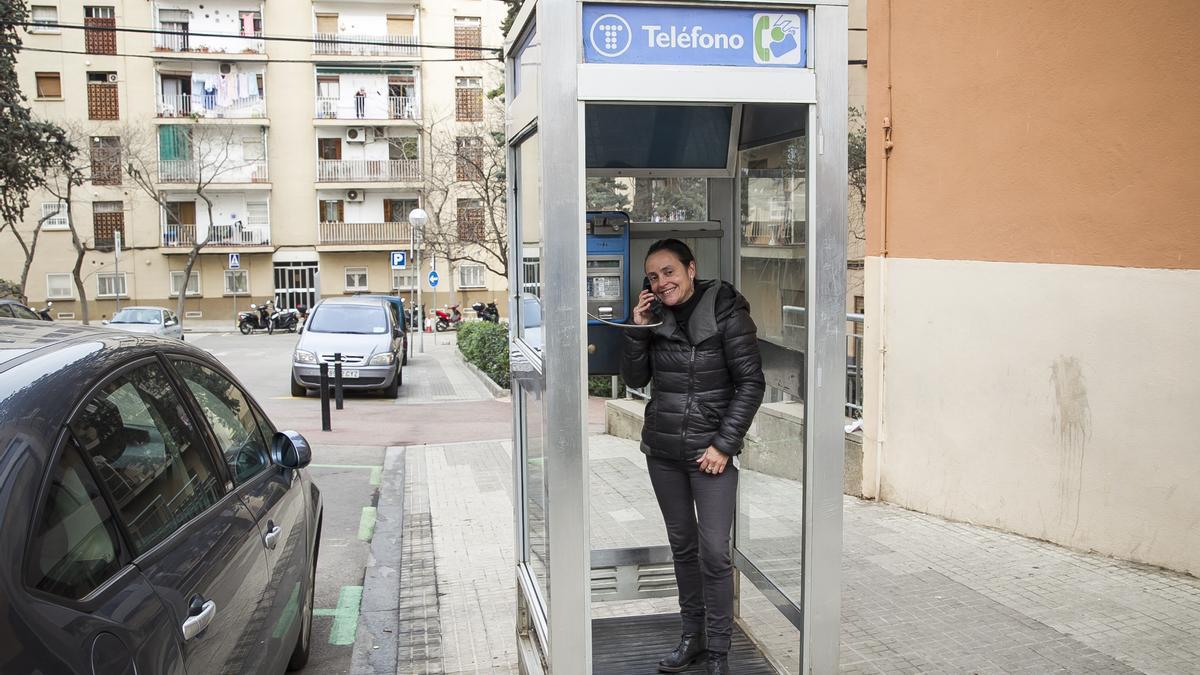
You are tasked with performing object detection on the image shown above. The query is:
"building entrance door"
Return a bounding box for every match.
[273,261,317,310]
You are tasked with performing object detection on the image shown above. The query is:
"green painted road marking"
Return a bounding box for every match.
[370,466,382,486]
[314,608,337,617]
[271,582,301,640]
[327,585,363,645]
[309,463,384,470]
[358,506,377,541]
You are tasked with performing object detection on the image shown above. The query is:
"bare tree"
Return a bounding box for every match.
[847,107,867,244]
[40,127,90,321]
[418,93,508,280]
[122,122,257,321]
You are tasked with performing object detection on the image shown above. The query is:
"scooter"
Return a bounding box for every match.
[269,306,301,334]
[472,300,499,323]
[238,302,274,334]
[37,301,53,321]
[434,304,464,332]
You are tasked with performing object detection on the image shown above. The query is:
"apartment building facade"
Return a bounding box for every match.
[11,0,508,322]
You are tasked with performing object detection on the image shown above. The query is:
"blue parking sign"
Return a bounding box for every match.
[390,251,407,269]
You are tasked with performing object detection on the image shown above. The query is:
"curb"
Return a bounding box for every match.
[350,446,406,675]
[462,358,510,399]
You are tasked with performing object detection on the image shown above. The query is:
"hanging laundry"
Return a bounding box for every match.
[217,75,231,107]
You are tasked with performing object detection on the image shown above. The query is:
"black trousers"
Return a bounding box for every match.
[647,456,738,654]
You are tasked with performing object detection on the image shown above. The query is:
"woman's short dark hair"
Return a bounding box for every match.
[646,238,695,267]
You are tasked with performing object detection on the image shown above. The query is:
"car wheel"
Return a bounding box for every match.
[291,377,307,398]
[287,530,318,671]
[384,371,399,398]
[239,321,252,335]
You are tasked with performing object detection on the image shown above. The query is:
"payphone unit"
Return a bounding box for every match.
[586,210,631,375]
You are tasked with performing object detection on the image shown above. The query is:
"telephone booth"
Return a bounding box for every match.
[505,1,847,671]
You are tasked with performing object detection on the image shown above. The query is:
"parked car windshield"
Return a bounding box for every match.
[307,304,389,334]
[110,309,162,324]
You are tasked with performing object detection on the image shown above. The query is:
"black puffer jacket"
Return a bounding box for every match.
[621,280,765,461]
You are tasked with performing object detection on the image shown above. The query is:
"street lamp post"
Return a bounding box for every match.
[409,207,428,354]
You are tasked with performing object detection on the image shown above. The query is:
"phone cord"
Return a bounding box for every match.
[586,312,663,328]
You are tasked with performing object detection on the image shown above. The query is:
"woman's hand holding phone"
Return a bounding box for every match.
[632,289,658,325]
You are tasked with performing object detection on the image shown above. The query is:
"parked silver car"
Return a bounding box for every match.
[291,296,404,398]
[103,306,185,340]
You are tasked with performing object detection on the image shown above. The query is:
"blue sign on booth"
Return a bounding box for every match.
[582,3,807,68]
[428,271,439,288]
[390,251,407,269]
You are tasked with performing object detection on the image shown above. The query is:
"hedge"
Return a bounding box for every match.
[457,321,510,388]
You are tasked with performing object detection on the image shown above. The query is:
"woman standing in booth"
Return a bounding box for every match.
[621,239,765,675]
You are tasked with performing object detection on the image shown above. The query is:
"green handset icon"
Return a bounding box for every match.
[754,15,771,62]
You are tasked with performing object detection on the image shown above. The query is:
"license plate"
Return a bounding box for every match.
[343,370,359,379]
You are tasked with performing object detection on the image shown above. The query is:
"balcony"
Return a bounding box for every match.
[318,221,412,246]
[158,93,266,119]
[158,159,269,184]
[162,222,270,248]
[315,95,419,121]
[313,33,418,57]
[316,159,419,183]
[154,29,264,55]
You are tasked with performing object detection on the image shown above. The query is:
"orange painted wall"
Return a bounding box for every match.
[866,0,1200,270]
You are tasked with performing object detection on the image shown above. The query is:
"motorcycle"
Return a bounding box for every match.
[238,302,274,335]
[269,306,301,334]
[472,300,499,323]
[434,304,464,332]
[37,301,53,321]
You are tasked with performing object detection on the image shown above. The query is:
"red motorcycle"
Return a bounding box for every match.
[434,304,463,332]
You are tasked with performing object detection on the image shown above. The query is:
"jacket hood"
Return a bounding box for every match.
[653,279,749,345]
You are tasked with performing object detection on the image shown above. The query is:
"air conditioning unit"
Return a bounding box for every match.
[106,73,118,83]
[346,189,363,202]
[346,127,367,143]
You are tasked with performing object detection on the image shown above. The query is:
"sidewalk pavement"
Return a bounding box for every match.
[354,339,1200,674]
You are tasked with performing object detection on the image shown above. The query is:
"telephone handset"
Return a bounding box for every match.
[642,277,664,317]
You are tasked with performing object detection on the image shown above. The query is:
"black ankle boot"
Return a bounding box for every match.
[705,652,729,674]
[657,632,706,672]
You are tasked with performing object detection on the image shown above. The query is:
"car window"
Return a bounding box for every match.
[69,362,223,555]
[27,441,123,600]
[171,359,270,485]
[386,303,400,327]
[307,304,389,334]
[10,304,40,320]
[0,305,13,318]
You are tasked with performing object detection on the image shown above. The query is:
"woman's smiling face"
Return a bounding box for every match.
[645,249,696,307]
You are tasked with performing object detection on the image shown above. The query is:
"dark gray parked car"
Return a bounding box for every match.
[0,319,322,674]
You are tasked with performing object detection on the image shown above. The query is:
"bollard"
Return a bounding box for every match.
[334,352,344,410]
[319,362,331,431]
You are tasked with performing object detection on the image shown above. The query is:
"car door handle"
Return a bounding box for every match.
[182,600,216,641]
[264,522,282,550]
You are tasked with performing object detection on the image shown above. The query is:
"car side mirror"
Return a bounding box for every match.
[101,320,109,325]
[272,430,312,469]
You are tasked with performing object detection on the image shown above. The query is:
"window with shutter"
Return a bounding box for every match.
[84,7,116,55]
[454,17,482,59]
[456,198,485,241]
[35,72,61,98]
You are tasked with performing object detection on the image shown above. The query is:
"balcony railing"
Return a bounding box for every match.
[312,32,418,57]
[316,159,419,182]
[319,221,413,245]
[162,223,271,247]
[315,95,419,120]
[742,220,805,246]
[158,93,266,119]
[154,30,264,54]
[158,159,269,184]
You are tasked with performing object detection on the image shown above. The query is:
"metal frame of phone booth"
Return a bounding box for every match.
[505,1,847,672]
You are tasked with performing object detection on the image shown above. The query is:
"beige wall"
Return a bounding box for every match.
[864,257,1200,575]
[864,1,1200,574]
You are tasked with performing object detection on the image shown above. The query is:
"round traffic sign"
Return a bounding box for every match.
[428,271,440,287]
